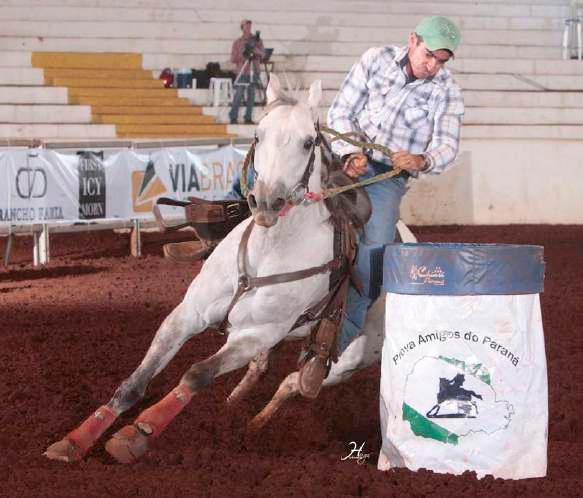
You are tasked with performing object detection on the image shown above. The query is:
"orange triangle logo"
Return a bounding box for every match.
[132,162,167,213]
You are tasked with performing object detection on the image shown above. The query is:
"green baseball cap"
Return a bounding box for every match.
[415,16,461,54]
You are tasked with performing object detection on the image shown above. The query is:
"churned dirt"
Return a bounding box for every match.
[0,225,581,498]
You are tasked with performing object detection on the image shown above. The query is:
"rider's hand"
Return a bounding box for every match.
[343,153,368,178]
[391,151,429,172]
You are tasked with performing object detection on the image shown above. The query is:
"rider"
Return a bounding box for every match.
[328,16,464,354]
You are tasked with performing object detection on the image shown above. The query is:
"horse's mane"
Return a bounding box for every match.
[262,85,372,232]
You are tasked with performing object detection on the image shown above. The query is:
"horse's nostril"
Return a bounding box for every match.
[248,194,257,209]
[272,198,286,212]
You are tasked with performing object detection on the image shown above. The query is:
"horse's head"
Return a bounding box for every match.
[246,74,323,227]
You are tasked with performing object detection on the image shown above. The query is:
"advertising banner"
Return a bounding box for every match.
[0,145,247,226]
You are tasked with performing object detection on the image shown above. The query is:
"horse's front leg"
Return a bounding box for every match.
[43,273,232,463]
[104,322,292,464]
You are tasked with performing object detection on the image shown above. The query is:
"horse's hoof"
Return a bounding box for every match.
[43,438,83,463]
[247,416,267,433]
[105,424,150,464]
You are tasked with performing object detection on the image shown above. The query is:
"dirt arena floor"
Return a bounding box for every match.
[0,225,581,497]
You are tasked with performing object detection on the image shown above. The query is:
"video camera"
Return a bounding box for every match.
[243,30,261,60]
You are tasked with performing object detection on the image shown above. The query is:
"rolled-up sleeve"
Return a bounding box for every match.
[423,83,464,175]
[327,48,380,157]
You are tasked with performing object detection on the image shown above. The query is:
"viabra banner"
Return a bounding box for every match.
[0,146,247,226]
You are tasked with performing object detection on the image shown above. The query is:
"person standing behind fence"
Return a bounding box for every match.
[229,19,265,125]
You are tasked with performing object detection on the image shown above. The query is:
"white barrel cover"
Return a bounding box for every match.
[378,243,547,479]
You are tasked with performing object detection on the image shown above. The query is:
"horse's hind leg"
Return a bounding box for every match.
[227,324,309,405]
[105,323,289,464]
[248,371,300,432]
[226,349,271,405]
[44,297,217,463]
[248,315,384,431]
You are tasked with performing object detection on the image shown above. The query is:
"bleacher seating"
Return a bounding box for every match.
[0,0,578,140]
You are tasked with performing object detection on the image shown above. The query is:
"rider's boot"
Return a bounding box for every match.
[298,318,337,399]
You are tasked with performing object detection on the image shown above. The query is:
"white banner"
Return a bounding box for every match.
[0,146,247,226]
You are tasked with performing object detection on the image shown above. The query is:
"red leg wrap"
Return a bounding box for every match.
[66,405,117,455]
[135,384,193,438]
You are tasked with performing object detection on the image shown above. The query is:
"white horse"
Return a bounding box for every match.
[43,75,408,464]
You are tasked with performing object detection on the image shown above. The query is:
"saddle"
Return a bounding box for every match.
[153,196,251,263]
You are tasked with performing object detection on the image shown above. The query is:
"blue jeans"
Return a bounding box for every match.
[336,160,408,353]
[229,74,257,122]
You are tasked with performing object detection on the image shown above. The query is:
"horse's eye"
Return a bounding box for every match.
[254,134,260,144]
[303,138,314,150]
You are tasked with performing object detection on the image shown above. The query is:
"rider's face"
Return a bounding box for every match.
[407,33,452,80]
[242,22,252,37]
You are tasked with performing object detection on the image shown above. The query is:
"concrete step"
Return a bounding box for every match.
[68,88,178,99]
[0,21,566,46]
[465,107,583,125]
[462,125,583,139]
[0,123,116,139]
[1,38,564,60]
[0,68,44,85]
[72,95,193,106]
[95,114,217,125]
[195,10,567,30]
[177,88,220,106]
[0,104,92,123]
[464,90,583,108]
[204,106,263,124]
[0,7,567,30]
[206,103,583,127]
[43,68,154,81]
[32,52,143,69]
[117,132,233,138]
[0,0,569,18]
[91,105,203,115]
[283,71,583,91]
[455,74,583,91]
[316,89,583,109]
[0,51,32,66]
[0,86,69,104]
[50,77,165,89]
[279,56,583,76]
[115,123,229,138]
[229,120,583,141]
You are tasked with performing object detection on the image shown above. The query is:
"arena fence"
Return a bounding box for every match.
[0,136,253,267]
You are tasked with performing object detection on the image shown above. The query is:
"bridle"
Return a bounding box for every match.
[240,120,324,209]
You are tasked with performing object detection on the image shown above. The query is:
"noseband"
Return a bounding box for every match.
[240,121,324,208]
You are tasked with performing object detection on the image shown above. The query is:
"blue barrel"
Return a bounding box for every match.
[383,243,545,296]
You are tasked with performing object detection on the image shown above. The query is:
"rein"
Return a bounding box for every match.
[239,124,402,203]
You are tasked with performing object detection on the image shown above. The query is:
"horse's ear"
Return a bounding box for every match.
[307,80,322,109]
[266,74,281,104]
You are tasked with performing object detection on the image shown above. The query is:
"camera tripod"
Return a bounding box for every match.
[233,56,270,106]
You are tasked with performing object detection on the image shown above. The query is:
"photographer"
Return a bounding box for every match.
[229,19,265,125]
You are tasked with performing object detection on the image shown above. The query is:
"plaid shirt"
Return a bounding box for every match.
[327,46,464,175]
